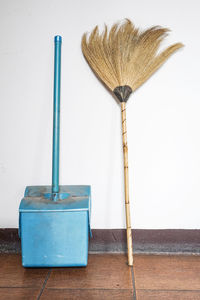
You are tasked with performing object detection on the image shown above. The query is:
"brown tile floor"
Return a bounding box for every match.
[0,254,200,299]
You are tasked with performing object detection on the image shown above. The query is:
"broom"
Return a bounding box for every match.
[81,19,183,266]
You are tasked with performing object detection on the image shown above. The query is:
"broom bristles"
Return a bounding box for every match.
[81,19,183,95]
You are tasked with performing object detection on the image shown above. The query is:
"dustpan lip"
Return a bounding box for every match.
[19,185,91,212]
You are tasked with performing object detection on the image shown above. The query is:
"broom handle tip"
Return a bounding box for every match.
[54,35,62,43]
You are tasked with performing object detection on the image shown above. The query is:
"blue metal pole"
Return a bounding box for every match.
[52,35,62,200]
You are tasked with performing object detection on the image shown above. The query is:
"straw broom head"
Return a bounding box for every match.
[82,19,183,102]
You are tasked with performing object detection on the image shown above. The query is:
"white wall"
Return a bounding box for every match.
[0,0,199,229]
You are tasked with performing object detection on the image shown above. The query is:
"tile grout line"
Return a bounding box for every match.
[43,288,135,291]
[131,265,137,300]
[37,269,52,300]
[136,288,200,292]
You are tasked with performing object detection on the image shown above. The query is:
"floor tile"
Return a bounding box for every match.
[46,254,133,289]
[0,288,40,300]
[41,288,133,300]
[0,254,49,288]
[134,255,200,290]
[137,289,200,300]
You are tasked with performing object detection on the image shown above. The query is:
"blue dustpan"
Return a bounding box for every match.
[19,36,91,267]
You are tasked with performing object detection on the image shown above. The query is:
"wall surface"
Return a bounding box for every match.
[0,0,199,229]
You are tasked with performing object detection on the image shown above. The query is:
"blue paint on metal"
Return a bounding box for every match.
[52,35,62,198]
[20,185,91,212]
[19,185,91,267]
[20,211,89,267]
[18,36,92,267]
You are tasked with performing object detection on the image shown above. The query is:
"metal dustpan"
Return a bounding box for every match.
[19,36,91,267]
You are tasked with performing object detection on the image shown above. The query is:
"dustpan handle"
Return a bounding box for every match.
[52,35,62,197]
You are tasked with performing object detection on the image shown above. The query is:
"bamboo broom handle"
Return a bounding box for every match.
[121,102,133,266]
